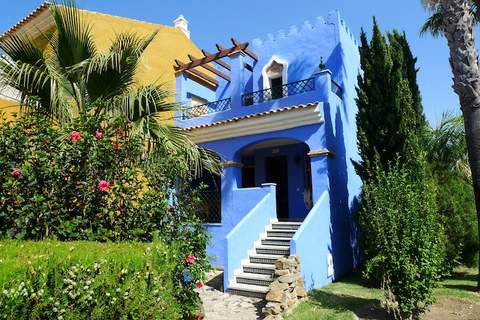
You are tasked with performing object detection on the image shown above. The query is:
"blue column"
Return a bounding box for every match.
[220,161,243,219]
[227,53,245,109]
[309,152,330,203]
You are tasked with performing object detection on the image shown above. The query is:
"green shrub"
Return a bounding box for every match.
[433,168,478,270]
[0,113,211,318]
[0,241,182,319]
[360,162,445,319]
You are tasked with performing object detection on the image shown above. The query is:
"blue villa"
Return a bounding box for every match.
[174,11,362,297]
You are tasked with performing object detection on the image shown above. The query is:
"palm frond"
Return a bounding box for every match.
[427,113,469,178]
[421,0,480,36]
[49,0,96,76]
[85,31,158,102]
[421,11,444,37]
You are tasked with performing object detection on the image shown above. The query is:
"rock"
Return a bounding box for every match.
[264,302,282,315]
[278,274,295,283]
[293,255,301,264]
[264,315,282,320]
[297,286,307,298]
[274,269,290,276]
[265,288,284,302]
[295,277,304,288]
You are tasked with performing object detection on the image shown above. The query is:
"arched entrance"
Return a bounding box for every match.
[238,138,312,221]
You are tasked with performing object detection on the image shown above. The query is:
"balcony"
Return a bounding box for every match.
[242,77,315,106]
[180,98,231,120]
[175,70,340,129]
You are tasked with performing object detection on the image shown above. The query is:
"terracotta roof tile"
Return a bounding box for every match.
[185,102,319,131]
[0,2,51,40]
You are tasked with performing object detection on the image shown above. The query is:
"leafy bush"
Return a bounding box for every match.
[359,162,445,319]
[0,241,182,319]
[433,168,478,270]
[0,113,211,318]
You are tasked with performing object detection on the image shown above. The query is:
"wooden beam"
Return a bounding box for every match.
[188,54,231,82]
[174,42,249,73]
[231,38,258,61]
[185,68,218,89]
[216,43,226,51]
[202,49,231,70]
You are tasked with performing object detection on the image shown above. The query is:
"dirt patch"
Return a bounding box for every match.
[423,297,480,320]
[355,297,480,320]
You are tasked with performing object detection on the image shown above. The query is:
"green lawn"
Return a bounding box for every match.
[0,240,154,285]
[287,267,480,320]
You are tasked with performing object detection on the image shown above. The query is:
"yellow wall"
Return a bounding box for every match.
[0,98,21,123]
[2,9,205,123]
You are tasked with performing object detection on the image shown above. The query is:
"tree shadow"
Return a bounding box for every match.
[307,272,394,320]
[442,271,478,292]
[308,290,392,320]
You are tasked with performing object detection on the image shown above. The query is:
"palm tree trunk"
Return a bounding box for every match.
[441,0,480,290]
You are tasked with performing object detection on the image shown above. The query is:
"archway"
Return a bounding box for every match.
[238,138,312,221]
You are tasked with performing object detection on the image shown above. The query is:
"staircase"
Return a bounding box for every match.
[227,221,302,298]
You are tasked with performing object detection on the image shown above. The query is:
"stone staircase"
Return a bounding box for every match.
[227,221,302,298]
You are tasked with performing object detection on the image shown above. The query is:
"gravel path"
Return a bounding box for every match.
[197,270,266,320]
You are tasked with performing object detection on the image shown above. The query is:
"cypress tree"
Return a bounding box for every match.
[354,20,427,180]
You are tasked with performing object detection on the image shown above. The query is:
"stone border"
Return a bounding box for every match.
[263,256,307,319]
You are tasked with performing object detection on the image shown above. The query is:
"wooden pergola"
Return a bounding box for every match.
[174,38,258,89]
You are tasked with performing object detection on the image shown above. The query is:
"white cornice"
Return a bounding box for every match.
[188,103,324,143]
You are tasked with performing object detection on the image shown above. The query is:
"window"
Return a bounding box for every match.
[270,76,283,99]
[262,56,288,100]
[188,94,208,117]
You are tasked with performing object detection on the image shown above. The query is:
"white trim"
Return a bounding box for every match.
[189,103,324,143]
[262,56,288,90]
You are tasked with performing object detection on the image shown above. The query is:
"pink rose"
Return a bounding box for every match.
[113,143,121,151]
[95,131,103,139]
[11,168,21,178]
[196,281,203,289]
[69,131,82,142]
[98,180,110,192]
[194,315,202,320]
[185,255,197,265]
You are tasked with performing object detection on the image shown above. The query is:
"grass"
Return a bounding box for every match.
[287,267,480,320]
[0,240,154,286]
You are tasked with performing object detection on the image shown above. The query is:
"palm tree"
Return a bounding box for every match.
[421,0,480,289]
[427,113,471,180]
[0,0,218,175]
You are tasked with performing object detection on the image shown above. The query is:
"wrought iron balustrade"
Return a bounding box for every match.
[181,98,231,119]
[197,190,221,223]
[242,77,315,106]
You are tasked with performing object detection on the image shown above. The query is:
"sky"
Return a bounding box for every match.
[0,0,468,126]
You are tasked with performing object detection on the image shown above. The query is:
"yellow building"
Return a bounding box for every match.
[0,2,205,122]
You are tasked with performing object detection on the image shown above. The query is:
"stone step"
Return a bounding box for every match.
[255,245,290,256]
[271,222,302,230]
[266,229,296,238]
[227,282,269,299]
[249,253,285,265]
[242,262,275,275]
[261,237,291,246]
[235,272,273,287]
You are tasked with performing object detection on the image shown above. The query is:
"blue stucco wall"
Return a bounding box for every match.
[175,10,362,289]
[225,183,277,289]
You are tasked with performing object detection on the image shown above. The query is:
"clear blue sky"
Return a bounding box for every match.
[0,0,469,126]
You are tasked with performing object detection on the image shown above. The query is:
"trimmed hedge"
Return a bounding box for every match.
[0,241,191,319]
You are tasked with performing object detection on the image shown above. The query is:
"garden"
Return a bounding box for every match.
[0,2,217,319]
[2,0,480,320]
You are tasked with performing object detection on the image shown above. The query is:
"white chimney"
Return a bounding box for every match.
[174,15,190,39]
